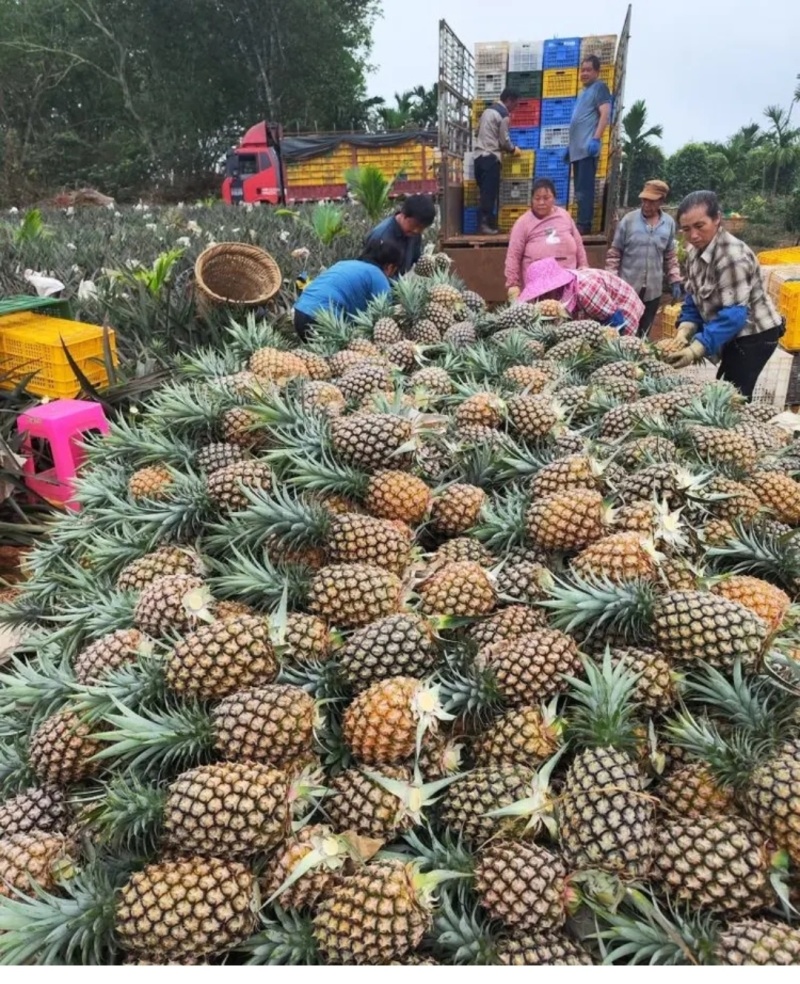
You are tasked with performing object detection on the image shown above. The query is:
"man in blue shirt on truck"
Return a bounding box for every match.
[568,55,612,235]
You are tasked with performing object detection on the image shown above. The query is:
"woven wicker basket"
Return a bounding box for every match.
[194,242,282,310]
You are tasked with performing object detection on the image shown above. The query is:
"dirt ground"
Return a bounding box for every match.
[0,623,23,664]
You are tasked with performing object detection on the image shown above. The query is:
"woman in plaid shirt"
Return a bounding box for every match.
[662,190,785,398]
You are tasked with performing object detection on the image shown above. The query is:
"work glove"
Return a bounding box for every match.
[608,309,626,329]
[675,321,699,344]
[507,286,521,303]
[587,138,602,157]
[670,282,683,301]
[512,146,522,157]
[665,339,706,369]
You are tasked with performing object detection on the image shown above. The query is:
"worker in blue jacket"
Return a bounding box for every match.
[663,190,785,398]
[293,239,403,342]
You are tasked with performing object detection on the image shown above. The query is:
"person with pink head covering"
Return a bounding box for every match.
[518,257,644,334]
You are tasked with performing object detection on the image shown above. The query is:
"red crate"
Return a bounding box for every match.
[510,98,541,128]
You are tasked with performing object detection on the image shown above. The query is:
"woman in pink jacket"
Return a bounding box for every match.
[505,178,588,302]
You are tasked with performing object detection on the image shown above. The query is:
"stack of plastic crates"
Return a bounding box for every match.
[543,68,579,99]
[534,148,569,205]
[543,37,582,70]
[475,42,508,102]
[499,206,527,233]
[500,177,532,209]
[506,71,542,99]
[471,98,492,130]
[502,150,535,180]
[510,127,540,150]
[462,207,480,235]
[510,99,541,128]
[580,35,617,66]
[596,130,612,178]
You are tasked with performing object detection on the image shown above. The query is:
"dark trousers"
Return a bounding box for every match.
[637,295,661,339]
[572,156,598,233]
[716,325,782,400]
[474,154,501,229]
[294,309,316,342]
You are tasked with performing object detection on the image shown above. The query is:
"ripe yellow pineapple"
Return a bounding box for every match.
[417,561,497,617]
[212,685,317,767]
[474,841,569,931]
[365,470,431,525]
[747,471,800,525]
[309,563,403,628]
[0,830,73,898]
[28,710,103,786]
[72,628,148,684]
[571,532,662,584]
[429,484,486,536]
[712,575,790,632]
[133,574,213,637]
[206,459,272,512]
[526,489,613,552]
[454,393,504,429]
[115,546,205,592]
[128,465,172,501]
[248,346,309,384]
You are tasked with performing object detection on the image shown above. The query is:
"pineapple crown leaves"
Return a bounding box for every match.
[72,771,167,857]
[561,652,644,753]
[236,905,319,966]
[361,768,467,826]
[591,887,718,966]
[482,746,565,839]
[177,344,245,380]
[0,649,76,724]
[678,381,745,430]
[400,827,476,878]
[276,658,347,703]
[234,483,331,553]
[663,711,773,790]
[69,652,169,723]
[469,486,529,555]
[282,448,369,501]
[539,573,656,642]
[264,829,383,906]
[207,545,312,610]
[43,589,139,660]
[678,659,798,744]
[430,890,503,965]
[90,695,215,778]
[118,468,218,543]
[436,653,505,725]
[0,855,128,966]
[0,738,37,798]
[305,308,369,356]
[83,416,197,469]
[143,380,237,440]
[224,310,297,360]
[705,521,800,594]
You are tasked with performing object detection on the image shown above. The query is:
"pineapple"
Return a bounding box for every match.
[407,319,442,345]
[526,489,613,552]
[373,316,403,348]
[454,393,504,429]
[437,766,536,847]
[429,484,486,536]
[115,545,205,592]
[477,629,581,705]
[0,784,72,837]
[507,394,566,440]
[312,860,437,964]
[609,647,678,714]
[468,605,545,648]
[496,933,593,965]
[115,857,257,962]
[408,366,454,397]
[342,676,447,765]
[474,840,569,931]
[294,349,332,380]
[195,441,246,473]
[365,470,431,525]
[261,824,347,910]
[558,656,655,878]
[687,425,759,473]
[443,321,478,347]
[711,574,790,631]
[309,563,403,628]
[338,362,391,403]
[472,703,562,769]
[206,459,272,512]
[651,816,776,916]
[280,612,333,664]
[221,406,268,450]
[300,380,346,416]
[428,283,463,308]
[571,532,662,583]
[656,762,736,818]
[433,537,495,568]
[336,614,438,690]
[324,766,415,840]
[0,831,72,899]
[417,561,497,617]
[426,302,456,335]
[249,346,309,384]
[128,465,172,501]
[28,710,103,786]
[330,414,413,471]
[164,613,278,699]
[747,471,800,525]
[73,627,148,684]
[134,573,213,637]
[529,455,609,499]
[502,365,551,392]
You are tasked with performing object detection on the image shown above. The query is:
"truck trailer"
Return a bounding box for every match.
[437,7,632,302]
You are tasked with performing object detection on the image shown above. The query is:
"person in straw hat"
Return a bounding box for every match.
[606,178,683,338]
[518,256,644,335]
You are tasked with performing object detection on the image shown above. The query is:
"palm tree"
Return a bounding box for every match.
[621,99,664,205]
[762,104,800,196]
[408,84,438,129]
[377,91,420,131]
[706,125,766,193]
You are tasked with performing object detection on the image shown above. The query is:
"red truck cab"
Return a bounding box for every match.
[221,122,285,205]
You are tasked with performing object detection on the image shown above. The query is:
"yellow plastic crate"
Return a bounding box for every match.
[599,66,616,92]
[499,206,528,233]
[463,180,479,206]
[0,312,118,398]
[502,150,535,179]
[778,281,800,351]
[543,68,579,98]
[758,246,800,266]
[765,266,800,309]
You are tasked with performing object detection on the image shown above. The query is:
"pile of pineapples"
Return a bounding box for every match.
[0,254,799,966]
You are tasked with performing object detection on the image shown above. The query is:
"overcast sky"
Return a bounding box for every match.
[367,0,799,152]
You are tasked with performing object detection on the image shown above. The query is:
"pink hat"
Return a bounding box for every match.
[519,257,577,304]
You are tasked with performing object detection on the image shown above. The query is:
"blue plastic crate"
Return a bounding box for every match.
[543,37,582,69]
[462,207,480,234]
[510,126,540,150]
[535,148,570,178]
[541,97,576,127]
[551,175,570,206]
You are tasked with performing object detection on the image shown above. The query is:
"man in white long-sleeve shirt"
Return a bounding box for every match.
[474,88,520,235]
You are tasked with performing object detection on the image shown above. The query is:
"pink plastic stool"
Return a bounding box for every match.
[18,399,109,511]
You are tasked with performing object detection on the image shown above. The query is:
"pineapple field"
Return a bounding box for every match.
[1,217,800,964]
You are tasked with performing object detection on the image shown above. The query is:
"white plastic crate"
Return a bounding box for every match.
[463,152,477,181]
[475,72,506,101]
[541,125,570,149]
[678,347,794,409]
[475,42,509,73]
[509,41,544,73]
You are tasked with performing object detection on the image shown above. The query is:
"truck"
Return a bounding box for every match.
[437,7,632,302]
[222,122,439,205]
